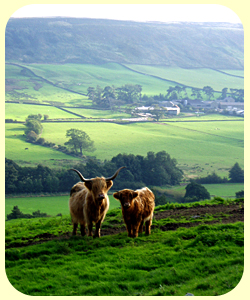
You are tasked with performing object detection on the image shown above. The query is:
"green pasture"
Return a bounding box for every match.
[6,63,243,104]
[5,195,120,219]
[167,183,244,199]
[166,114,243,122]
[5,215,244,296]
[5,118,244,177]
[5,183,243,219]
[5,64,85,105]
[166,120,244,141]
[125,64,244,91]
[5,123,79,166]
[66,107,131,119]
[5,103,80,121]
[23,63,175,96]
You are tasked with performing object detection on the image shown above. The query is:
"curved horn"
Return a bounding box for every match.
[70,169,92,182]
[105,166,126,181]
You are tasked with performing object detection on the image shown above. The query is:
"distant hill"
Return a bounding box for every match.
[5,18,244,69]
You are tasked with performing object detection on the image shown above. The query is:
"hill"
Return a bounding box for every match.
[5,198,244,296]
[5,18,243,69]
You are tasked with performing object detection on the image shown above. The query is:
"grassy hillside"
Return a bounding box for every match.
[125,64,244,90]
[5,18,243,69]
[5,198,244,296]
[5,117,244,178]
[5,63,244,106]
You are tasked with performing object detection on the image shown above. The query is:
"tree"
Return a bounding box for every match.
[184,182,210,200]
[152,105,168,121]
[229,163,244,183]
[24,118,43,135]
[202,86,214,100]
[64,129,96,155]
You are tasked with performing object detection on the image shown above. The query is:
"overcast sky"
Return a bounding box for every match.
[10,4,242,24]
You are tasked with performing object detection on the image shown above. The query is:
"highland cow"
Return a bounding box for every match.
[113,187,155,238]
[69,167,125,238]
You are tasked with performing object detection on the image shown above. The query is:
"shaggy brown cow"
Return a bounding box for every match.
[113,187,155,238]
[69,167,125,238]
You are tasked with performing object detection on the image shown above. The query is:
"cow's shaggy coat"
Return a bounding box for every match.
[113,187,155,238]
[69,167,125,238]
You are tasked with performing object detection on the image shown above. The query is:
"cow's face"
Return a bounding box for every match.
[85,177,113,205]
[113,189,138,209]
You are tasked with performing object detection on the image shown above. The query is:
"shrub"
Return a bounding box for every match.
[184,182,210,200]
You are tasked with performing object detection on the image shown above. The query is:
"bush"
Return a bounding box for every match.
[235,190,244,198]
[6,206,49,221]
[184,182,210,200]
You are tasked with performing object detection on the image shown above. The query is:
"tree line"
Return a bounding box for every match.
[87,84,142,108]
[193,163,244,184]
[87,84,244,109]
[5,151,183,195]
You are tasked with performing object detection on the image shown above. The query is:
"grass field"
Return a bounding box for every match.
[6,63,244,105]
[5,183,243,219]
[167,183,244,199]
[5,116,244,177]
[5,194,120,218]
[5,198,244,296]
[5,103,80,121]
[124,64,244,91]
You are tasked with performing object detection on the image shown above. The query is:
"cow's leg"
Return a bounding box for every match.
[80,222,86,236]
[132,223,140,238]
[87,222,93,237]
[94,220,102,238]
[126,223,132,237]
[73,223,78,235]
[139,220,144,233]
[145,218,152,235]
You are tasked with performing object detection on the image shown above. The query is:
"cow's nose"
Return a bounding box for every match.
[124,202,130,208]
[98,194,105,201]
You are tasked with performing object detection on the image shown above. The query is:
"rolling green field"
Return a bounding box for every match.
[5,183,243,219]
[124,64,244,91]
[5,103,80,121]
[5,63,244,179]
[6,63,244,105]
[5,198,244,296]
[5,195,120,218]
[5,116,244,177]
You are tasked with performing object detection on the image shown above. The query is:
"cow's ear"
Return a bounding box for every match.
[132,191,138,200]
[84,181,92,191]
[113,191,120,200]
[106,180,113,190]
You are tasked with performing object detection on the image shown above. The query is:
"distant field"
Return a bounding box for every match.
[5,103,80,121]
[19,63,175,97]
[5,194,120,218]
[169,183,244,199]
[124,65,244,91]
[5,182,243,219]
[5,123,80,166]
[6,63,243,104]
[5,64,85,105]
[5,118,244,178]
[66,108,131,119]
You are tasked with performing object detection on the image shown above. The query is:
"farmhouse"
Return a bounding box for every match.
[135,104,180,116]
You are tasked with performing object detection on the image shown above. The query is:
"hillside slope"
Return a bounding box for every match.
[5,18,243,69]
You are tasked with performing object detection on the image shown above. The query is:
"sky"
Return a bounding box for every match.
[10,4,242,24]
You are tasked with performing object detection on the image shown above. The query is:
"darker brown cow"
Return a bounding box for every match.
[69,167,125,238]
[113,187,155,238]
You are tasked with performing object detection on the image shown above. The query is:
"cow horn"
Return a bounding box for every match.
[70,169,92,182]
[105,166,126,181]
